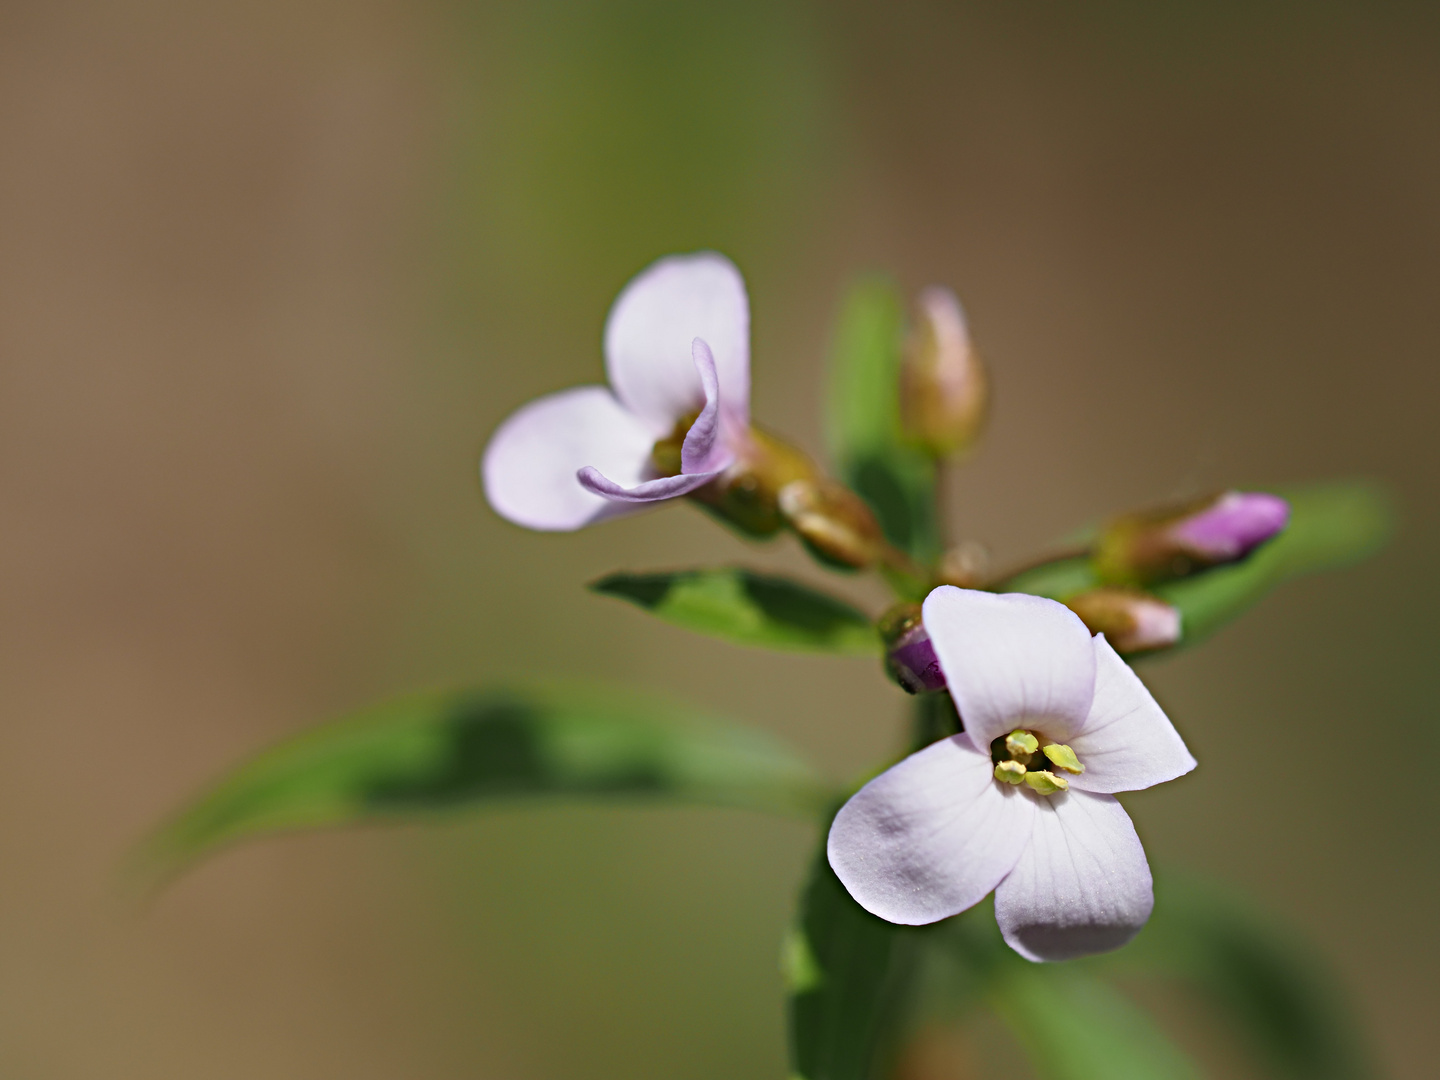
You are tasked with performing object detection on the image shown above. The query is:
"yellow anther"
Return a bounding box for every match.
[994,760,1027,785]
[1023,770,1069,795]
[1005,730,1039,761]
[1041,743,1084,774]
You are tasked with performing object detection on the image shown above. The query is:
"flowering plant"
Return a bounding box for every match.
[137,254,1390,1079]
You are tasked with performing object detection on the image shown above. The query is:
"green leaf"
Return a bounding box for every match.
[591,568,879,654]
[1102,874,1377,1080]
[992,966,1202,1080]
[997,481,1394,655]
[788,849,928,1080]
[133,684,831,887]
[824,276,939,563]
[1153,481,1393,646]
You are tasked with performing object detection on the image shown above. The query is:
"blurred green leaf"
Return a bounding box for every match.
[591,568,879,654]
[825,277,939,564]
[992,966,1202,1080]
[134,685,830,887]
[998,481,1394,655]
[788,851,928,1080]
[1102,874,1377,1080]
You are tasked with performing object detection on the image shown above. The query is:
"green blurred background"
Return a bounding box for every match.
[0,1,1435,1076]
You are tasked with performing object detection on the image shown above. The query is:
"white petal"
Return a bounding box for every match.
[994,790,1153,962]
[481,386,656,531]
[603,252,750,433]
[1068,637,1197,794]
[827,733,1034,926]
[922,587,1098,751]
[679,339,733,474]
[576,465,718,503]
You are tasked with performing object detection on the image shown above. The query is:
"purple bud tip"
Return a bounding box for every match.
[887,625,948,695]
[1170,491,1290,561]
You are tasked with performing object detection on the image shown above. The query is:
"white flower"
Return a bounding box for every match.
[482,252,751,531]
[828,586,1196,961]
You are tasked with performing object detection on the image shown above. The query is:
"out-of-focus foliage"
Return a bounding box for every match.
[591,568,878,654]
[824,278,939,565]
[1000,481,1394,654]
[134,685,830,886]
[1102,873,1376,1080]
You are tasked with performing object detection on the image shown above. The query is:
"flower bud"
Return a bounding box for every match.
[900,287,989,458]
[1065,588,1182,655]
[935,541,989,588]
[879,603,947,694]
[778,478,888,570]
[1094,490,1290,587]
[688,427,819,537]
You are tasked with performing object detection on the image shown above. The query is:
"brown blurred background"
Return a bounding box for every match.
[0,1,1436,1076]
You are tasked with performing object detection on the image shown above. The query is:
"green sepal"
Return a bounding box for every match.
[591,568,879,654]
[131,684,831,889]
[824,276,939,563]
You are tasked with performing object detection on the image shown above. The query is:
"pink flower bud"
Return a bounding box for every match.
[1065,589,1182,655]
[900,287,989,458]
[1095,490,1290,587]
[879,604,947,694]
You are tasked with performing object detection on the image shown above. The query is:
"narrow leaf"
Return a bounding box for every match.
[591,568,879,654]
[992,967,1202,1080]
[788,850,928,1080]
[824,277,939,562]
[1102,873,1377,1080]
[134,685,830,887]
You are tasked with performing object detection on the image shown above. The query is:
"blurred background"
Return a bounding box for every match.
[0,1,1436,1076]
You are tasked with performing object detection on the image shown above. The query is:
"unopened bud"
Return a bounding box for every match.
[779,478,888,570]
[879,603,947,694]
[936,541,989,588]
[1094,490,1290,587]
[1065,588,1182,655]
[688,427,819,537]
[901,287,989,458]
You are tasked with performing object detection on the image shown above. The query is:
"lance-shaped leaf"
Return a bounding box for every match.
[998,481,1393,656]
[134,685,831,887]
[825,277,939,564]
[787,849,929,1080]
[1097,873,1376,1080]
[591,568,879,654]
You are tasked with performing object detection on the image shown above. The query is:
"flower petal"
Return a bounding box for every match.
[994,790,1153,961]
[576,465,719,503]
[481,386,656,531]
[827,733,1035,926]
[603,252,750,433]
[1068,637,1197,794]
[679,338,734,474]
[922,587,1098,750]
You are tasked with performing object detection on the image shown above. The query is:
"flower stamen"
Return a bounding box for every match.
[990,729,1081,796]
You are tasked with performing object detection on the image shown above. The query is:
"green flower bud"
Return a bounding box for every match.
[778,477,888,570]
[900,287,989,458]
[688,427,819,537]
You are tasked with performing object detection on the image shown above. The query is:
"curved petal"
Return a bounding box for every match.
[994,790,1153,962]
[679,339,734,474]
[576,465,718,503]
[1068,637,1197,794]
[481,386,656,531]
[922,587,1097,751]
[603,252,750,433]
[827,733,1034,926]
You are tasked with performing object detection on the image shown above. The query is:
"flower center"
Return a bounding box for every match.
[990,729,1084,796]
[651,411,701,478]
